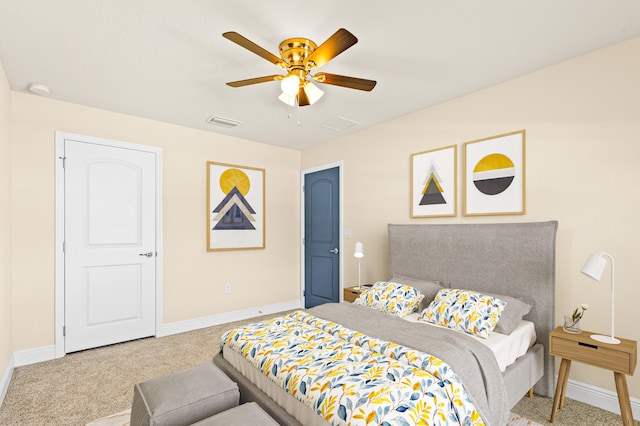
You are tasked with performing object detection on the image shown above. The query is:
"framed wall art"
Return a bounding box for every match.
[207,161,265,251]
[463,130,525,216]
[411,145,457,218]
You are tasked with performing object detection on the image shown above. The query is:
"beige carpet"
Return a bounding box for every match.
[0,310,635,425]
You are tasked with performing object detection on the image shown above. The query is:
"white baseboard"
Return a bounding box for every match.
[1,354,15,407]
[565,378,640,421]
[157,299,302,337]
[13,345,56,367]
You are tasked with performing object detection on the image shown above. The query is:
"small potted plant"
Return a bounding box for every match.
[563,304,588,334]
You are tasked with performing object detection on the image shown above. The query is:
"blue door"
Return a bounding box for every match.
[304,167,340,308]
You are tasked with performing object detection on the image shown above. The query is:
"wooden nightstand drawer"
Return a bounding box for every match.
[550,335,633,374]
[343,285,372,303]
[343,288,361,303]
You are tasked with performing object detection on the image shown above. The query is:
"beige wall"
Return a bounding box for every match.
[0,57,13,378]
[302,37,640,399]
[9,94,301,350]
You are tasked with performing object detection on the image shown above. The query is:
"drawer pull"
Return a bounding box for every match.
[579,342,598,349]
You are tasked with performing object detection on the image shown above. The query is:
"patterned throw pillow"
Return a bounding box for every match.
[389,275,446,311]
[420,288,506,338]
[354,281,425,318]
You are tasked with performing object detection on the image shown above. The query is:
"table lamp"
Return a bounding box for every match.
[354,242,364,290]
[580,252,620,344]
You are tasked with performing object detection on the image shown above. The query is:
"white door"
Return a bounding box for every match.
[64,139,157,353]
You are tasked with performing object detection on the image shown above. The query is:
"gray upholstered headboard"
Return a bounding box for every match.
[388,221,558,396]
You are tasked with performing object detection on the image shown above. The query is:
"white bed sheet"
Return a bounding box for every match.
[403,314,537,372]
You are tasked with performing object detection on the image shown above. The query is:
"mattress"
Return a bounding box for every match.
[223,345,329,426]
[403,314,537,372]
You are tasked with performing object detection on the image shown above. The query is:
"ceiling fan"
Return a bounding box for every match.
[223,28,377,107]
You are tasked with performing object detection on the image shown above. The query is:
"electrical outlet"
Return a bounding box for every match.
[224,283,231,294]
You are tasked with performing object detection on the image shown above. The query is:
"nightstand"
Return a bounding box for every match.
[343,286,368,303]
[549,326,637,425]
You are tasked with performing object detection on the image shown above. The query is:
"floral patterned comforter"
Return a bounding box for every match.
[222,310,484,425]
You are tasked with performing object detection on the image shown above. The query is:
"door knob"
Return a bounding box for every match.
[329,248,339,254]
[139,252,154,257]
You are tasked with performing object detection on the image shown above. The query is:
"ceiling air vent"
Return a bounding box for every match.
[206,115,242,128]
[321,116,359,132]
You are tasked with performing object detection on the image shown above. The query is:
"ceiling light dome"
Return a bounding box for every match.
[28,82,50,95]
[280,74,300,96]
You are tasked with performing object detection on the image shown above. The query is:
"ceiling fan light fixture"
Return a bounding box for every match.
[303,82,324,105]
[278,92,296,106]
[223,29,376,109]
[280,74,300,96]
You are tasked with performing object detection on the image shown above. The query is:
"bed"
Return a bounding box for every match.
[213,221,558,425]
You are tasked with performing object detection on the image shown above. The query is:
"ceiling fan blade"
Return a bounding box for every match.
[297,86,310,106]
[223,32,286,67]
[226,75,282,87]
[313,72,377,91]
[305,28,357,69]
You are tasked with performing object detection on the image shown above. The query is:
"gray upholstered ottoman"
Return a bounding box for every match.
[130,364,239,426]
[190,402,279,426]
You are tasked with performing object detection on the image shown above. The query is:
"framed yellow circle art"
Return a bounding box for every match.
[463,130,525,216]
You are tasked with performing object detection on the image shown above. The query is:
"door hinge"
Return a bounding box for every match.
[59,156,66,168]
[63,241,66,253]
[63,326,66,336]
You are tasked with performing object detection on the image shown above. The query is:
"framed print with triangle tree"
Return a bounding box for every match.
[411,145,457,218]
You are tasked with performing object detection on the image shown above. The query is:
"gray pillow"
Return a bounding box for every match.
[485,292,532,335]
[390,274,445,312]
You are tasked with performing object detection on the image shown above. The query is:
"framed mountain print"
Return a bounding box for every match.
[207,161,265,251]
[411,145,457,217]
[463,130,525,216]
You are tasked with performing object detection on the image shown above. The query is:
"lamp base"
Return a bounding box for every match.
[590,334,621,345]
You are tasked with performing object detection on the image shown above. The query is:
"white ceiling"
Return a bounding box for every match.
[1,1,639,150]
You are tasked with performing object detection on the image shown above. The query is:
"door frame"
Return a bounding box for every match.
[54,131,163,358]
[300,161,343,307]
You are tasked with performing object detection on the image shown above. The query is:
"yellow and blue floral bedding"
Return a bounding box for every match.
[420,289,507,339]
[353,281,424,318]
[222,310,484,425]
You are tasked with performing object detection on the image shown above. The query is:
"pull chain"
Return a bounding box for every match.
[285,96,301,126]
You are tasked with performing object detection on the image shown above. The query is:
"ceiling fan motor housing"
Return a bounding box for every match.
[279,38,317,67]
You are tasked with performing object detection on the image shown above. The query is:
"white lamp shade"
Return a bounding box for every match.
[280,74,300,96]
[278,92,296,106]
[303,82,324,105]
[580,251,620,344]
[580,254,607,281]
[354,242,364,258]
